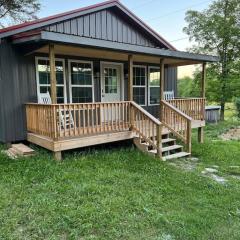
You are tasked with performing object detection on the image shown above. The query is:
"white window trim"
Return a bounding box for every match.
[35,56,67,103]
[148,66,161,106]
[100,61,124,102]
[133,65,147,106]
[68,59,95,103]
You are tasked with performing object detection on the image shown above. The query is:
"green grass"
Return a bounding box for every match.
[0,121,240,240]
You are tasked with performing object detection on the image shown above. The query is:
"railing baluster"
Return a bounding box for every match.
[77,104,82,135]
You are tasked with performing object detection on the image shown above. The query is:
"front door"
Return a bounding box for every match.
[101,63,123,123]
[101,63,122,102]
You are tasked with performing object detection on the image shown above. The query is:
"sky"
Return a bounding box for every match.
[38,0,213,78]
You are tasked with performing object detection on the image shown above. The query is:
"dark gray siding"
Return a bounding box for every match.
[0,44,5,142]
[45,9,161,48]
[0,42,37,143]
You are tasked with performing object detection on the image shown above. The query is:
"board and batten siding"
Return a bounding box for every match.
[45,9,164,48]
[0,42,37,143]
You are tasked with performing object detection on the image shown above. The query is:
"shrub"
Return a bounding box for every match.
[235,98,240,118]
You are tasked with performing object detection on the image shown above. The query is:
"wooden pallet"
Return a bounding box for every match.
[3,144,35,159]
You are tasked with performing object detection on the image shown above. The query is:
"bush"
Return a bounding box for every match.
[235,98,240,118]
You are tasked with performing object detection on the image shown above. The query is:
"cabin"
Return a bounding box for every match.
[0,0,219,160]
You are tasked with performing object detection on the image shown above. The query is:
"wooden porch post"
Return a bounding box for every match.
[49,44,57,104]
[201,62,206,98]
[198,62,206,143]
[128,55,134,130]
[159,59,165,121]
[54,151,62,161]
[128,55,133,101]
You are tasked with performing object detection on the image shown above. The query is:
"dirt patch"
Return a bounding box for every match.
[220,127,240,140]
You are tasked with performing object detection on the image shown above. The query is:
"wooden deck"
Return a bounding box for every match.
[28,130,134,152]
[26,98,206,160]
[27,119,204,151]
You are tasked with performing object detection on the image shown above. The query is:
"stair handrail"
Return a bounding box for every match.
[130,101,161,125]
[130,101,163,157]
[161,100,192,153]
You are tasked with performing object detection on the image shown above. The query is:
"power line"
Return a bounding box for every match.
[146,0,211,21]
[170,37,189,43]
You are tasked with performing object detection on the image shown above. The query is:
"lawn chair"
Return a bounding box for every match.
[38,92,52,104]
[164,90,174,100]
[38,92,74,129]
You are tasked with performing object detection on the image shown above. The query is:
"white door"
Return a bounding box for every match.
[101,63,123,122]
[101,64,122,102]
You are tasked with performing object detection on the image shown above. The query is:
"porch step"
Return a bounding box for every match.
[162,152,191,161]
[12,143,35,156]
[141,138,175,145]
[147,145,183,154]
[162,138,175,144]
[162,145,182,152]
[134,135,189,160]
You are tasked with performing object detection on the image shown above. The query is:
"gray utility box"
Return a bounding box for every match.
[205,106,221,123]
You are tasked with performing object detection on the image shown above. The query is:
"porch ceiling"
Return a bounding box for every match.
[34,43,205,67]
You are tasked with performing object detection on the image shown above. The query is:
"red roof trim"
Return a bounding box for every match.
[11,30,41,40]
[0,0,118,34]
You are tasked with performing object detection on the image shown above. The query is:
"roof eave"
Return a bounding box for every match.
[40,31,219,63]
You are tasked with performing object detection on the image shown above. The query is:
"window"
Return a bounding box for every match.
[69,60,94,103]
[149,67,160,105]
[133,66,146,106]
[36,57,66,103]
[104,68,118,94]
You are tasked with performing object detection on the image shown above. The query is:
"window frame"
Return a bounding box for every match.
[148,66,161,106]
[35,56,67,104]
[133,65,147,106]
[68,59,95,104]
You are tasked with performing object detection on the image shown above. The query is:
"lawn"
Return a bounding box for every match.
[0,120,240,240]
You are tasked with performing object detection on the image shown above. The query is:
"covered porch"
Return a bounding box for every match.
[20,32,215,160]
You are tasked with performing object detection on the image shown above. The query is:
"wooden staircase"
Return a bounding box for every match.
[131,101,192,160]
[133,133,190,161]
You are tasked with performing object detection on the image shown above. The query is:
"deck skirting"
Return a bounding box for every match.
[28,131,134,152]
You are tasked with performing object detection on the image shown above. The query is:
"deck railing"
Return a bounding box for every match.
[167,98,206,120]
[26,101,164,156]
[26,102,131,140]
[130,101,163,156]
[161,100,192,152]
[26,99,203,155]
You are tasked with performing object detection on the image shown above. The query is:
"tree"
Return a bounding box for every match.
[0,0,40,27]
[178,76,195,97]
[183,0,240,120]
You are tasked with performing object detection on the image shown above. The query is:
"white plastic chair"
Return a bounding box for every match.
[164,90,174,100]
[38,92,52,104]
[38,92,74,129]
